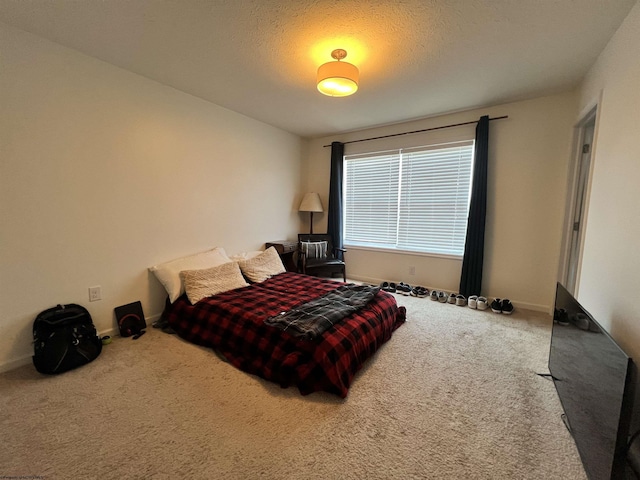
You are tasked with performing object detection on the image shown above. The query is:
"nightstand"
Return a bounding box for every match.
[265,240,298,272]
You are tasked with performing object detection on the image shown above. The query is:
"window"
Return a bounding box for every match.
[343,141,475,257]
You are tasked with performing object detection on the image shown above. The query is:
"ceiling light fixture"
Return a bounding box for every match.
[316,49,359,97]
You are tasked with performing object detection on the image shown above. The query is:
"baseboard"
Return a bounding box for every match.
[513,301,550,313]
[347,274,394,287]
[0,354,34,374]
[347,274,551,313]
[0,313,161,374]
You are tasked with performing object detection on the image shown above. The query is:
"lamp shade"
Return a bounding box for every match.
[317,62,359,97]
[317,49,359,97]
[299,192,323,212]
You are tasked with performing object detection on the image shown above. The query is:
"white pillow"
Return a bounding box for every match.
[238,247,286,283]
[180,262,249,304]
[149,247,231,303]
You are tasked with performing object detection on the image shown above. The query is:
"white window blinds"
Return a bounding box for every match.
[344,151,400,246]
[344,141,474,257]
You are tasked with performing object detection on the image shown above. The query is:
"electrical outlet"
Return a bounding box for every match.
[88,286,102,302]
[409,266,416,276]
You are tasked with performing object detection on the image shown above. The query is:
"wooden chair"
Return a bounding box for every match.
[298,234,346,282]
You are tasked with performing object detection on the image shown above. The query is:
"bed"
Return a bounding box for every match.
[162,271,406,397]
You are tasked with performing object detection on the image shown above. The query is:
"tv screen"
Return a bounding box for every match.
[550,283,635,480]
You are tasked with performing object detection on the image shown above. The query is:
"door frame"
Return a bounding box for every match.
[558,104,599,296]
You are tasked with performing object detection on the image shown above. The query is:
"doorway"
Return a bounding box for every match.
[563,110,596,295]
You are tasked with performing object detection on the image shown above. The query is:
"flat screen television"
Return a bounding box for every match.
[550,282,635,480]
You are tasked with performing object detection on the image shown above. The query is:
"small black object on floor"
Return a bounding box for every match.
[132,330,146,340]
[152,316,175,334]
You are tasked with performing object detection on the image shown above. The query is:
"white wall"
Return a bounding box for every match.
[304,93,577,311]
[575,2,640,361]
[0,23,304,371]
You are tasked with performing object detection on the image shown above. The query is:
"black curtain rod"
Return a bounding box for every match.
[322,115,508,148]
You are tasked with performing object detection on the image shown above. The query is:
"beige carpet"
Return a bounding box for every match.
[0,294,586,479]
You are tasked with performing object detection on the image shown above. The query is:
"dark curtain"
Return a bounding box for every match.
[327,141,345,253]
[459,115,489,297]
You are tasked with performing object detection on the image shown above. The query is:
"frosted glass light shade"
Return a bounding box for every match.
[317,60,359,97]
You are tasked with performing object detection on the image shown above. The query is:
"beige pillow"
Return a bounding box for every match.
[180,262,249,304]
[238,247,286,283]
[149,247,231,303]
[229,251,263,262]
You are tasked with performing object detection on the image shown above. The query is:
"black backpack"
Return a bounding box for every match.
[32,303,103,374]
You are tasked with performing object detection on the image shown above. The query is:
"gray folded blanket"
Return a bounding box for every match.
[264,284,380,340]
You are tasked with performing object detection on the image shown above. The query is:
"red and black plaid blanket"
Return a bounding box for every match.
[164,272,406,397]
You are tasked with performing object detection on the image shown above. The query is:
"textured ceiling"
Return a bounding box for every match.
[0,0,636,138]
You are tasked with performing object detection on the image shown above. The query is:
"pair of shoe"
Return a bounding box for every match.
[410,286,429,297]
[380,281,397,293]
[429,290,459,305]
[491,298,514,315]
[448,293,469,306]
[396,282,413,296]
[468,296,489,310]
[554,308,570,325]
